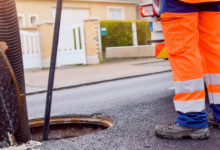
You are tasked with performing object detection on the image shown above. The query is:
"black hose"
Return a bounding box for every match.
[0,0,31,143]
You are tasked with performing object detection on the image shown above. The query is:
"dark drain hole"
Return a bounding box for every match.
[29,116,114,141]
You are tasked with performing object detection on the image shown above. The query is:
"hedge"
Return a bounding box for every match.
[99,20,151,52]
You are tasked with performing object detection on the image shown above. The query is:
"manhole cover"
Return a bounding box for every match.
[29,116,114,141]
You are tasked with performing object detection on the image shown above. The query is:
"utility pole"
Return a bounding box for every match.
[42,0,63,141]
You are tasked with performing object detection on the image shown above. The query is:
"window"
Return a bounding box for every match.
[52,8,90,29]
[28,14,38,26]
[18,14,25,27]
[107,7,124,20]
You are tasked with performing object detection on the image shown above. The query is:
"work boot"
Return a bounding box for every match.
[155,123,210,140]
[208,111,220,127]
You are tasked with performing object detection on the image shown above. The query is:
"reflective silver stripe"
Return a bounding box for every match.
[205,74,220,104]
[174,99,205,113]
[208,93,220,104]
[208,93,214,104]
[204,74,211,85]
[174,78,204,94]
[204,73,220,85]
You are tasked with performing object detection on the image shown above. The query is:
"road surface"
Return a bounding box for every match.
[27,72,220,150]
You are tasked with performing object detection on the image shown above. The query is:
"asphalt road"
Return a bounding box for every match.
[27,72,220,150]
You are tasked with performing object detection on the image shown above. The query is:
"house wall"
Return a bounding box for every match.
[141,0,151,2]
[15,0,138,28]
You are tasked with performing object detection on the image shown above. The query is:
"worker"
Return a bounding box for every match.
[155,0,220,139]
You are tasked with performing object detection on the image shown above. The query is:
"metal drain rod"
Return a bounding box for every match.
[42,0,63,141]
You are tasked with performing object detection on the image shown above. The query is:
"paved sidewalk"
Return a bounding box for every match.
[25,58,172,95]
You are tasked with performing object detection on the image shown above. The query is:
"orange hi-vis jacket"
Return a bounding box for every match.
[180,0,220,3]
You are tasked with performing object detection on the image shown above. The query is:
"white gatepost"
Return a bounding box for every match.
[132,22,138,46]
[97,22,102,53]
[97,22,103,62]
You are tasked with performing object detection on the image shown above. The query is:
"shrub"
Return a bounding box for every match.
[100,21,133,52]
[136,21,151,45]
[99,20,151,52]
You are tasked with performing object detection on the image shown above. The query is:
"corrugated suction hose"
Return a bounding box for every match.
[0,0,31,143]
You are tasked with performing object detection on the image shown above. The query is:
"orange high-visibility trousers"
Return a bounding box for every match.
[160,1,220,128]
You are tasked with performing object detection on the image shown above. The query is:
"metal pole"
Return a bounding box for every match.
[42,0,63,141]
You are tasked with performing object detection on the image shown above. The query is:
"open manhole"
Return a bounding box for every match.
[29,116,114,141]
